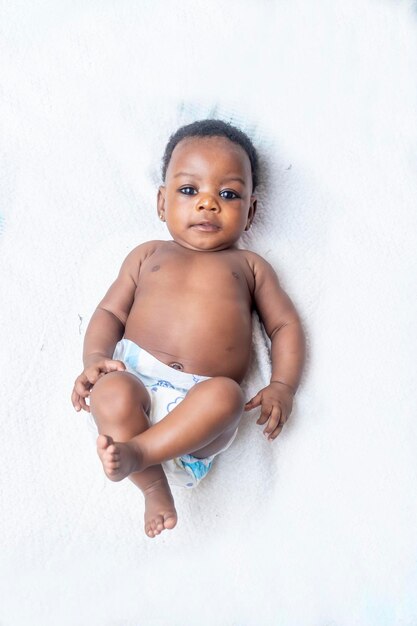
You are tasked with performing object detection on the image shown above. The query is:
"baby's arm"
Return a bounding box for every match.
[244,252,306,440]
[71,243,148,412]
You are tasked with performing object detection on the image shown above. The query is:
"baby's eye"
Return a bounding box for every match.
[179,186,197,195]
[220,190,239,200]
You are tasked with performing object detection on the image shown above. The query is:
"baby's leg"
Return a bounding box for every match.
[100,377,244,480]
[89,371,177,538]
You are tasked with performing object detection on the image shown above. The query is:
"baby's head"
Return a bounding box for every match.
[158,119,259,252]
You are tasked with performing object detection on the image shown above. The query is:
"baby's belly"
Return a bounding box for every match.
[124,305,252,382]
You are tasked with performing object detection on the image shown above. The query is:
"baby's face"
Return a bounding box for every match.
[157,136,257,252]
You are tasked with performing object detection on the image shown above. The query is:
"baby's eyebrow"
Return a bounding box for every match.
[173,171,246,185]
[173,171,199,179]
[221,175,246,185]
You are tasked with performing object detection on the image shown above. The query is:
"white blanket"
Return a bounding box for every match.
[1,1,417,624]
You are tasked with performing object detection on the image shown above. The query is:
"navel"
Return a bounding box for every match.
[232,272,239,280]
[151,265,160,272]
[169,361,184,371]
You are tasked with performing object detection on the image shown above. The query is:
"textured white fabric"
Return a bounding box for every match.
[1,1,417,625]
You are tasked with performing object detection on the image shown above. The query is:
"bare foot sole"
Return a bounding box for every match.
[143,477,178,538]
[96,434,144,481]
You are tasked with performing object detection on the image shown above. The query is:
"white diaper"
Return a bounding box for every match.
[86,338,238,488]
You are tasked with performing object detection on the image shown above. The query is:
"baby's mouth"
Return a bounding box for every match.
[191,221,220,232]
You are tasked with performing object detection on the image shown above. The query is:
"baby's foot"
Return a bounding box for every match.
[96,434,144,481]
[143,478,178,538]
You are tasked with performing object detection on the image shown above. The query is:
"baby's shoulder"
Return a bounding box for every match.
[127,239,167,262]
[119,240,167,276]
[236,249,272,274]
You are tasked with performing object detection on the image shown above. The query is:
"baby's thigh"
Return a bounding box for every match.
[89,371,151,420]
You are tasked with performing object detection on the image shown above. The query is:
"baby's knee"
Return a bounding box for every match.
[89,371,150,424]
[206,376,245,415]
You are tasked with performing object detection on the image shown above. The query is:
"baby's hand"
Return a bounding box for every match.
[244,381,294,441]
[71,356,126,413]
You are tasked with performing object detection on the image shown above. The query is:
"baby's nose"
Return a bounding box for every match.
[197,194,220,212]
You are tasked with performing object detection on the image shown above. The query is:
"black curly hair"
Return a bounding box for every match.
[161,119,259,191]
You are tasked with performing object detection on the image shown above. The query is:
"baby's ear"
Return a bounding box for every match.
[245,196,257,230]
[157,186,166,221]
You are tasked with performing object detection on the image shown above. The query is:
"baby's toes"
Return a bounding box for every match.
[107,443,119,457]
[147,522,157,538]
[146,524,156,538]
[103,450,119,468]
[108,459,120,471]
[97,434,113,456]
[151,518,162,535]
[104,446,119,463]
[163,513,177,530]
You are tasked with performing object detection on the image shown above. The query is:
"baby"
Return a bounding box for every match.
[71,119,305,538]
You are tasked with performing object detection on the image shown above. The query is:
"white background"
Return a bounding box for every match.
[1,1,417,624]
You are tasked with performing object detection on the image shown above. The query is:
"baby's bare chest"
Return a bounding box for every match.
[137,248,254,303]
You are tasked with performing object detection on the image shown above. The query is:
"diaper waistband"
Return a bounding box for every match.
[113,338,211,392]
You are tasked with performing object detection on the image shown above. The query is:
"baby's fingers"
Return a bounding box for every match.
[267,419,285,441]
[256,403,273,426]
[245,391,262,411]
[102,359,126,373]
[71,388,90,412]
[84,366,106,386]
[79,394,90,412]
[83,361,120,385]
[71,388,80,411]
[74,374,92,394]
[263,406,281,439]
